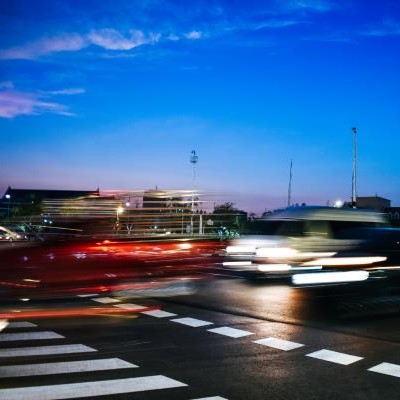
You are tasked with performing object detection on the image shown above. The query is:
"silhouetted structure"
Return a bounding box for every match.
[0,187,100,219]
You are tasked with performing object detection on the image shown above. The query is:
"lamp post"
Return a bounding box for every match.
[5,194,11,218]
[190,150,198,234]
[116,206,124,233]
[116,206,124,221]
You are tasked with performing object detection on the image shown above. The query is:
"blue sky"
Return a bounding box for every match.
[1,0,399,213]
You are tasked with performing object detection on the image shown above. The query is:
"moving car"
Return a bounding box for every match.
[224,206,393,285]
[0,237,225,302]
[0,226,24,242]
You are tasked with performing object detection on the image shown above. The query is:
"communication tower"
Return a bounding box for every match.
[351,127,357,208]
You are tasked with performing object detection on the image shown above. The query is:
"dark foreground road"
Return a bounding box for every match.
[1,277,400,399]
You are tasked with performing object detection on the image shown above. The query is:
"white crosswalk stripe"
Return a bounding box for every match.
[0,319,9,332]
[306,349,363,365]
[92,297,120,304]
[7,322,38,329]
[253,337,304,351]
[141,309,177,318]
[0,344,97,357]
[171,317,213,327]
[0,331,64,341]
[368,362,400,378]
[207,327,253,338]
[191,397,229,399]
[114,303,148,311]
[0,375,187,400]
[0,358,138,377]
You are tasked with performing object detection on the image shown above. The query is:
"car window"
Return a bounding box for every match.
[243,220,281,235]
[304,220,331,237]
[330,221,387,238]
[275,220,305,237]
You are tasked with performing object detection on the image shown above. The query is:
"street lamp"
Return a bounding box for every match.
[5,194,11,218]
[190,150,198,234]
[334,200,344,208]
[115,206,124,233]
[116,206,124,221]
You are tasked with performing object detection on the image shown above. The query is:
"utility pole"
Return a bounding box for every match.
[190,150,198,234]
[5,194,11,218]
[288,159,293,207]
[351,127,357,208]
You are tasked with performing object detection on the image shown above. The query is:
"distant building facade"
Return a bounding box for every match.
[0,187,100,219]
[1,187,100,203]
[356,196,391,211]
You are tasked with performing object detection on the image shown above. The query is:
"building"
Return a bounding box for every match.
[356,196,391,211]
[0,187,100,219]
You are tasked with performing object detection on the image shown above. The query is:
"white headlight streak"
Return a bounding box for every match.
[292,270,369,285]
[300,256,386,266]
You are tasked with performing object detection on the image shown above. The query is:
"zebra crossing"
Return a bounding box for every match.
[0,318,228,400]
[89,296,400,380]
[3,291,400,399]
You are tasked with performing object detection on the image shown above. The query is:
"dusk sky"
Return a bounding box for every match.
[1,0,399,214]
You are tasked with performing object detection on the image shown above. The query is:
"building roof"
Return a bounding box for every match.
[264,206,387,223]
[2,187,100,202]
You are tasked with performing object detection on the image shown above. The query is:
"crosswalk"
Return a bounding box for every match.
[92,296,400,382]
[2,291,400,399]
[0,319,228,400]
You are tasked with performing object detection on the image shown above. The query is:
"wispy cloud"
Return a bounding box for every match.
[0,81,14,90]
[45,88,86,95]
[0,85,84,118]
[253,19,303,30]
[0,34,87,60]
[363,20,400,37]
[184,31,203,40]
[282,0,336,13]
[87,29,160,50]
[0,29,162,60]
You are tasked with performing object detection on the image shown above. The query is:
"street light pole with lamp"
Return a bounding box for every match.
[190,150,198,234]
[5,194,11,218]
[115,206,124,233]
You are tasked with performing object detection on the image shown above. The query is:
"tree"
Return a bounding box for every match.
[12,201,43,218]
[213,202,238,214]
[212,202,247,236]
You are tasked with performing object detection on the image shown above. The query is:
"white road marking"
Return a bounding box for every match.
[306,349,363,365]
[0,375,187,400]
[253,337,304,351]
[207,327,253,338]
[141,310,177,318]
[171,317,213,327]
[0,358,137,377]
[7,322,37,328]
[191,397,229,399]
[92,297,120,304]
[114,303,148,311]
[368,362,400,378]
[0,331,64,341]
[0,344,96,357]
[0,319,9,332]
[77,294,98,297]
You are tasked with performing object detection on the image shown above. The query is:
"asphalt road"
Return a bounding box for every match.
[1,276,400,399]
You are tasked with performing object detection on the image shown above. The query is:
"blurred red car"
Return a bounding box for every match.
[0,237,225,302]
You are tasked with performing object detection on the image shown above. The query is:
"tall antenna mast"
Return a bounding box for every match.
[288,159,293,207]
[351,127,357,208]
